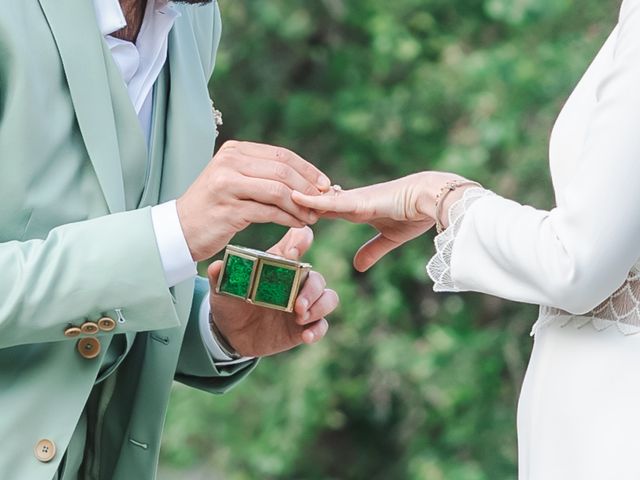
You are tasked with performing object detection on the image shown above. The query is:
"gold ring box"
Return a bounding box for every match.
[215,245,312,312]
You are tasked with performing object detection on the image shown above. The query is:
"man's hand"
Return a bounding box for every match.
[208,227,339,357]
[177,141,331,262]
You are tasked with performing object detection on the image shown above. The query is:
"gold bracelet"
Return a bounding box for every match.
[434,180,482,234]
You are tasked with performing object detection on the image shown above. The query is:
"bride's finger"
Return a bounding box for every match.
[313,211,363,222]
[353,234,401,272]
[291,190,359,213]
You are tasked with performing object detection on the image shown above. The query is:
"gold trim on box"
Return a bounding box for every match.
[215,245,312,312]
[215,248,259,300]
[250,258,311,312]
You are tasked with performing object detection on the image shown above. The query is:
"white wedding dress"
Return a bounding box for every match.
[426,0,640,478]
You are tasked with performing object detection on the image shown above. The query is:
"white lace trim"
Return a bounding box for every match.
[531,265,640,336]
[424,186,640,337]
[426,187,494,292]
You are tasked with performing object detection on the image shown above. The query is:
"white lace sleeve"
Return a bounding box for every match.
[532,266,640,336]
[426,187,494,292]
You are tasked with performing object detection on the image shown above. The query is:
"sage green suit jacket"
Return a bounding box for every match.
[0,1,255,478]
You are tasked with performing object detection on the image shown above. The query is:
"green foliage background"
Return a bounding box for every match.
[161,0,617,478]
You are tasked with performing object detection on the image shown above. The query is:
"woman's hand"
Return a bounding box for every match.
[291,172,470,272]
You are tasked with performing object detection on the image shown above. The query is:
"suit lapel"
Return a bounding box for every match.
[38,0,126,213]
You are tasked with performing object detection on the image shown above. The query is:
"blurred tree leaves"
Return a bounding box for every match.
[162,0,617,478]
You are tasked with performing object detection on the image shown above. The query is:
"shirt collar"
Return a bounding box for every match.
[92,0,174,37]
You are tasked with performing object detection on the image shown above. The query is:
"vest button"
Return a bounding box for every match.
[97,316,116,332]
[80,321,99,335]
[63,326,81,338]
[77,337,101,359]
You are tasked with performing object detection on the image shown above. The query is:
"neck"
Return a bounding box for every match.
[113,0,146,43]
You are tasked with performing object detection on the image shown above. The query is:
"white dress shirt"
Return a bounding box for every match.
[427,0,640,335]
[92,0,244,362]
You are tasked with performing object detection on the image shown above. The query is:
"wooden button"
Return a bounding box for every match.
[77,337,101,359]
[34,439,56,462]
[63,326,81,338]
[80,321,99,335]
[97,316,116,332]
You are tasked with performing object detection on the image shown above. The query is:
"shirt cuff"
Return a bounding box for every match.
[198,294,255,366]
[151,200,197,288]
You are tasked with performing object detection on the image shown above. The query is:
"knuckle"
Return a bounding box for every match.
[211,172,237,195]
[277,147,295,164]
[300,162,315,177]
[274,163,291,181]
[210,171,228,188]
[269,209,291,225]
[273,211,290,225]
[304,183,319,195]
[354,199,370,216]
[214,149,231,165]
[269,182,289,200]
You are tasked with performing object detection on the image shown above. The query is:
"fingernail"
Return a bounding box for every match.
[317,175,331,189]
[306,331,315,343]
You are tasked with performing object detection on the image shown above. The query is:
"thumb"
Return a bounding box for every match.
[207,260,224,284]
[268,226,314,260]
[353,234,399,272]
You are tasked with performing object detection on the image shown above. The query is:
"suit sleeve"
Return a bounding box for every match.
[0,207,182,349]
[427,0,640,315]
[175,276,258,394]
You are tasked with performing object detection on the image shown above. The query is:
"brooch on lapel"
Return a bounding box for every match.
[211,99,223,138]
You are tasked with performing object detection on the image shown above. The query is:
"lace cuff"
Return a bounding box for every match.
[426,187,494,292]
[531,266,640,336]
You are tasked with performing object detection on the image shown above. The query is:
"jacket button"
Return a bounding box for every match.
[97,317,116,332]
[77,337,101,359]
[80,321,99,335]
[34,439,56,462]
[63,326,82,338]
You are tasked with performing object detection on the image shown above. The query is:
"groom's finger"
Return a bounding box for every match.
[300,289,339,326]
[301,318,329,344]
[233,141,331,191]
[353,234,400,272]
[294,271,326,316]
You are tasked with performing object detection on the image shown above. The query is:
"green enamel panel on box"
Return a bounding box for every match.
[254,263,297,307]
[220,254,255,298]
